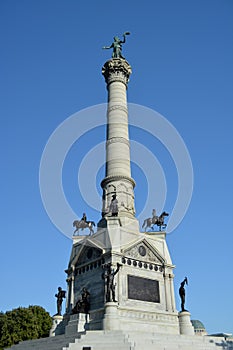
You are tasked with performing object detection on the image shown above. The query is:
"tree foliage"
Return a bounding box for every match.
[0,305,52,349]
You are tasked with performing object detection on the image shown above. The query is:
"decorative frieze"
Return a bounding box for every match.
[101,174,136,189]
[108,104,128,114]
[106,137,130,147]
[118,309,178,322]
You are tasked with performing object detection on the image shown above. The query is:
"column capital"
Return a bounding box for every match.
[102,59,132,86]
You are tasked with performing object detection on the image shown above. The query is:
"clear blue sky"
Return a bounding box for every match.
[1,0,232,335]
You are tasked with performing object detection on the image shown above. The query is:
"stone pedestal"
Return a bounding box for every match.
[49,315,63,337]
[103,302,119,330]
[178,311,195,335]
[65,313,89,335]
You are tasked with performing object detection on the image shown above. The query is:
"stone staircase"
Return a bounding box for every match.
[126,331,228,350]
[8,330,231,350]
[63,331,230,350]
[63,330,132,350]
[8,333,80,350]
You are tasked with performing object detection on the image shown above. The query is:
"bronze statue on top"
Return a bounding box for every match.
[179,277,188,312]
[102,32,130,59]
[142,209,169,231]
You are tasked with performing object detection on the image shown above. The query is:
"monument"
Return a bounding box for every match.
[63,32,179,335]
[9,34,230,350]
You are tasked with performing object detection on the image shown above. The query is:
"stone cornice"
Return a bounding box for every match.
[101,174,136,189]
[102,58,132,86]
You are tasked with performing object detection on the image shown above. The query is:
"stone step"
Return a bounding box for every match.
[8,334,77,350]
[65,330,132,350]
[126,332,225,350]
[8,330,229,350]
[65,345,131,350]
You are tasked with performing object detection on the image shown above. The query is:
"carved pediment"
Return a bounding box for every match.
[78,246,102,265]
[70,239,103,267]
[122,239,164,264]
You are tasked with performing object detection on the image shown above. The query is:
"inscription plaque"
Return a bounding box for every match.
[128,275,160,303]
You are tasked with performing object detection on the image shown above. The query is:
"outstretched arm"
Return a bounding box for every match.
[102,43,113,50]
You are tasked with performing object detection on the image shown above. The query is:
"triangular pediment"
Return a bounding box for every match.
[122,238,165,264]
[70,238,104,267]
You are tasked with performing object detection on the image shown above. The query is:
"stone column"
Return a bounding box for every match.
[164,273,172,312]
[169,273,176,312]
[101,58,136,220]
[65,267,75,314]
[70,274,75,310]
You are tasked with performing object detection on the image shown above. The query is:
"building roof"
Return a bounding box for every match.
[191,320,206,330]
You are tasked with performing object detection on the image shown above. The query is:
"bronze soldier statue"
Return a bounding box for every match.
[109,194,118,217]
[55,287,66,316]
[179,277,188,312]
[103,263,121,302]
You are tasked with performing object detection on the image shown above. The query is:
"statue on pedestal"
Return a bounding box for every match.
[55,287,66,316]
[102,32,130,59]
[72,288,90,314]
[103,263,121,302]
[179,277,188,312]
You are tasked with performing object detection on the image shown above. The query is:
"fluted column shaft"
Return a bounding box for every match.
[106,81,131,177]
[101,59,135,219]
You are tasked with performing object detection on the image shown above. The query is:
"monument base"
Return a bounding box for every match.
[9,329,229,349]
[103,302,119,330]
[65,313,89,335]
[49,315,63,337]
[178,311,195,335]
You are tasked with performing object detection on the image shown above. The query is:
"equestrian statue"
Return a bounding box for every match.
[73,213,95,236]
[142,209,169,232]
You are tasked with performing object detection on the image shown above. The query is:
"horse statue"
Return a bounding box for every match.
[142,210,169,232]
[73,220,95,236]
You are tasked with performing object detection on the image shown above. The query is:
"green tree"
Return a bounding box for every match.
[0,305,52,349]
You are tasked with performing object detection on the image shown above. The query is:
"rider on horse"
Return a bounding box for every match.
[73,213,96,236]
[81,213,87,223]
[142,209,169,232]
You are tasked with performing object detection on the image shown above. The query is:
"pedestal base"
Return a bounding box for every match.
[178,311,195,335]
[49,315,63,337]
[103,302,119,330]
[65,313,89,335]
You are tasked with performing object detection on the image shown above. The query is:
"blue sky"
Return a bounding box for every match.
[1,0,232,335]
